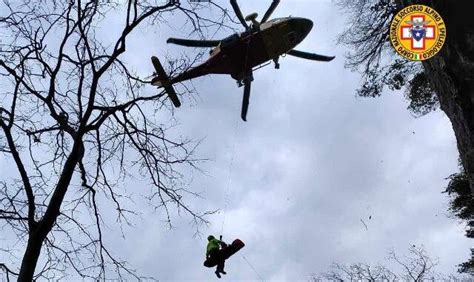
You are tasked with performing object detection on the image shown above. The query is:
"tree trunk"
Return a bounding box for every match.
[17,233,45,281]
[398,0,474,194]
[17,140,85,280]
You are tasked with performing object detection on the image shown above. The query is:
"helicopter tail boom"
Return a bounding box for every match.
[151,56,181,108]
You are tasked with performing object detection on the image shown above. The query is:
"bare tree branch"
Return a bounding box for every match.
[0,0,230,279]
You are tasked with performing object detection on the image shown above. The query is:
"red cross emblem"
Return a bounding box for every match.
[400,15,436,50]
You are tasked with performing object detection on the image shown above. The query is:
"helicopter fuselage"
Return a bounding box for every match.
[170,17,313,84]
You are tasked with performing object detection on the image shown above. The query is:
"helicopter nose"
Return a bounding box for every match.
[298,18,313,37]
[288,18,313,44]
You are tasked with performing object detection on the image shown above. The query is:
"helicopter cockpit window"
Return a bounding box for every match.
[261,18,283,29]
[271,18,284,24]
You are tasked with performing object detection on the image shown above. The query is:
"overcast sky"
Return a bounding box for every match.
[1,0,472,281]
[107,1,472,280]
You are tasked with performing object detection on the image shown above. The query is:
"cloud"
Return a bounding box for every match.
[1,1,470,281]
[115,1,471,280]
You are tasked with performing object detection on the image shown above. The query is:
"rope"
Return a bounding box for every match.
[219,122,265,282]
[218,32,262,282]
[220,32,252,236]
[242,255,265,281]
[219,119,239,236]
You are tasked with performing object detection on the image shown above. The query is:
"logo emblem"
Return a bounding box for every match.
[390,5,446,61]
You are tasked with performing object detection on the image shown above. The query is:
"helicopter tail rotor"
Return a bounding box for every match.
[151,56,181,108]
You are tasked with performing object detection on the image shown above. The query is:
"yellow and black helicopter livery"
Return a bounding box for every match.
[151,0,335,121]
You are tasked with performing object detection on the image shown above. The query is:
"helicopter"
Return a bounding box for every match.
[151,0,335,121]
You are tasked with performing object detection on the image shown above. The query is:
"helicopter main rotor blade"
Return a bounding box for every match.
[287,49,335,62]
[241,78,252,121]
[260,0,280,24]
[167,38,221,48]
[230,0,250,30]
